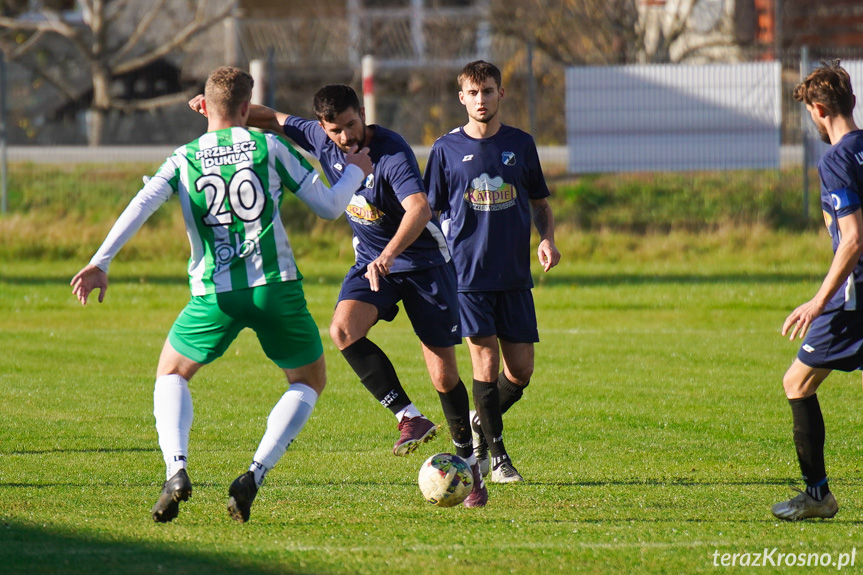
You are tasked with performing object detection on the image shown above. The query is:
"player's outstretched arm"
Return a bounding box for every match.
[295,146,373,220]
[73,172,173,307]
[345,146,373,177]
[246,104,290,134]
[71,264,108,306]
[188,94,289,134]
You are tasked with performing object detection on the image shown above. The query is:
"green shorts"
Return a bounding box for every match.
[168,281,323,369]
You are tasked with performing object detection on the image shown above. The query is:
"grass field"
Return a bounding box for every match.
[5,235,863,574]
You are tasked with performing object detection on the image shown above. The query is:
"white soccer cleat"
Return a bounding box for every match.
[771,488,838,521]
[491,460,524,484]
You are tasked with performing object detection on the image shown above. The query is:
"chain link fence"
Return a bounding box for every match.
[3,20,863,219]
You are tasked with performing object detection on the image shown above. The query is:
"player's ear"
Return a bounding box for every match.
[498,86,504,100]
[814,102,829,118]
[239,100,250,117]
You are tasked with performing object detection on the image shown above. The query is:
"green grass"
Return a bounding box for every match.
[3,234,863,574]
[0,160,854,572]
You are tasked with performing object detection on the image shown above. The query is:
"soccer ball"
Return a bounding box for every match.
[417,453,473,507]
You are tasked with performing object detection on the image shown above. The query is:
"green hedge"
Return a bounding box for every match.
[0,162,825,261]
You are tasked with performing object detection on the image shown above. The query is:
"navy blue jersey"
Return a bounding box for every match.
[282,116,450,272]
[424,125,550,291]
[818,130,863,310]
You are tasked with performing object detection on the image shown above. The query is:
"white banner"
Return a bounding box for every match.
[565,62,781,173]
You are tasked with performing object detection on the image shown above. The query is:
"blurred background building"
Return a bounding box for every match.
[1,0,862,151]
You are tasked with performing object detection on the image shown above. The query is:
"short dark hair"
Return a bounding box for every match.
[457,60,502,91]
[793,59,856,117]
[313,85,361,123]
[204,66,253,117]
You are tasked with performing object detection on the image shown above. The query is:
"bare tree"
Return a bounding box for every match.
[491,0,739,66]
[0,0,235,145]
[490,0,625,65]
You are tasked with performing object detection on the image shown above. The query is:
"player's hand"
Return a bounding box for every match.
[188,94,206,116]
[364,255,393,292]
[346,145,373,177]
[781,299,825,340]
[70,264,108,306]
[538,239,561,272]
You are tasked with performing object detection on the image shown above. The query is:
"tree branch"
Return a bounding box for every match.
[0,11,92,62]
[112,88,202,113]
[675,35,738,61]
[6,29,46,60]
[26,61,83,102]
[111,0,235,75]
[112,0,169,63]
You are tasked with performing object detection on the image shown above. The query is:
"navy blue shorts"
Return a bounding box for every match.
[797,306,863,372]
[458,290,539,343]
[337,262,461,347]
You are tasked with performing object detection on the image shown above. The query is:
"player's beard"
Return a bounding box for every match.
[816,123,830,144]
[339,125,368,153]
[469,108,497,125]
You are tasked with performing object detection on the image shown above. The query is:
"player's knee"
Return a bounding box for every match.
[432,373,460,393]
[782,371,808,399]
[286,356,327,395]
[329,322,350,349]
[304,377,326,395]
[509,365,533,386]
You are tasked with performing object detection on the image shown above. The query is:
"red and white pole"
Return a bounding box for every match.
[362,55,376,126]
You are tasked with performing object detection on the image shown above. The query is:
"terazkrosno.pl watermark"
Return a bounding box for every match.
[712,548,856,570]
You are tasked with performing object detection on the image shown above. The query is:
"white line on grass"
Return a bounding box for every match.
[541,328,777,335]
[277,539,808,553]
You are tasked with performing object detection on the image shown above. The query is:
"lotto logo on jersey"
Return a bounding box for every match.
[345,194,385,225]
[464,173,517,212]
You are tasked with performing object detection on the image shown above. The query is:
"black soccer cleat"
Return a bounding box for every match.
[151,468,192,523]
[227,471,259,523]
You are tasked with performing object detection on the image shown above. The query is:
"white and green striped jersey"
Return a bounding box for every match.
[89,127,364,296]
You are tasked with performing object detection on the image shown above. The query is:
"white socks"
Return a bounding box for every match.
[396,403,422,422]
[153,374,193,480]
[154,377,318,487]
[251,383,318,484]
